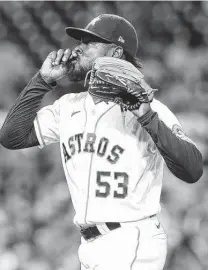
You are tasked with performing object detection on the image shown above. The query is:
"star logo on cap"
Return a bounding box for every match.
[118,36,125,43]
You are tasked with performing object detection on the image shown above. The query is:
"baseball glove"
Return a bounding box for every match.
[86,57,157,111]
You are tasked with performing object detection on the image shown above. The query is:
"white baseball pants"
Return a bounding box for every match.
[78,215,167,270]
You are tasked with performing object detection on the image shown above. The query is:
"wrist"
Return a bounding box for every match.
[32,72,57,91]
[132,103,151,118]
[137,108,157,126]
[39,72,57,86]
[138,103,151,117]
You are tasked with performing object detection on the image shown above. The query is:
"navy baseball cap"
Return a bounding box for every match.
[65,14,138,57]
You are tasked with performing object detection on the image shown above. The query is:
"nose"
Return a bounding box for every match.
[72,46,83,59]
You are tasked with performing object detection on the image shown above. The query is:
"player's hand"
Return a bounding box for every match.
[131,103,151,118]
[127,81,153,118]
[40,49,72,84]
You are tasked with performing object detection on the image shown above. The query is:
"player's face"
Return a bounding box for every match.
[68,40,111,81]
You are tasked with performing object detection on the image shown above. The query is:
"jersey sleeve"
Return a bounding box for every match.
[138,99,203,183]
[34,99,60,148]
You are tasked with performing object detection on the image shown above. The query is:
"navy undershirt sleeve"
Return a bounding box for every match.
[0,72,56,149]
[137,109,203,183]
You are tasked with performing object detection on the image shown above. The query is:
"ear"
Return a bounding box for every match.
[106,46,124,58]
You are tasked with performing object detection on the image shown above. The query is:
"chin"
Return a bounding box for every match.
[68,71,85,82]
[68,63,90,82]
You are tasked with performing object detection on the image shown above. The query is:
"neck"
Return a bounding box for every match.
[91,95,103,105]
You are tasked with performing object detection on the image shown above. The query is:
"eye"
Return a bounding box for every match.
[81,38,91,45]
[73,46,83,55]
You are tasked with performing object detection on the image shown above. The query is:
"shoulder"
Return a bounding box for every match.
[150,98,181,128]
[58,92,88,104]
[151,98,173,115]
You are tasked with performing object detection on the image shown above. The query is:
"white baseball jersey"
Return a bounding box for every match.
[34,92,181,226]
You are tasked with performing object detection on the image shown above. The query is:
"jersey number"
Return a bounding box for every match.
[96,171,128,199]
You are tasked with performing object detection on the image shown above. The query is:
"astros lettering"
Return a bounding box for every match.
[62,132,125,164]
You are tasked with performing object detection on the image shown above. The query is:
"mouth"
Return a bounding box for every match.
[70,57,79,65]
[67,60,81,78]
[67,58,78,69]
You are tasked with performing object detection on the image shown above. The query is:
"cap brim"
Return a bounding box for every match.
[65,27,112,43]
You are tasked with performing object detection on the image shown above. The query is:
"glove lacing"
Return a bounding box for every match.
[84,70,92,88]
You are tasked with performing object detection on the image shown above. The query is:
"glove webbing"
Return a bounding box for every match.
[85,62,157,111]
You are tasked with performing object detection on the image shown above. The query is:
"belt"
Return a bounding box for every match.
[80,215,156,240]
[80,222,121,240]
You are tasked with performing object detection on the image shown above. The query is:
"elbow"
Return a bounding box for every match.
[178,168,202,184]
[180,144,203,183]
[0,134,9,149]
[185,153,203,184]
[0,133,18,150]
[178,171,201,184]
[189,160,203,184]
[0,129,11,149]
[195,166,203,182]
[0,141,22,150]
[0,138,15,150]
[0,132,32,150]
[173,156,203,184]
[187,169,203,184]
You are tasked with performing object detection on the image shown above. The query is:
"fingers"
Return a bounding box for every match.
[62,49,72,64]
[42,51,57,69]
[71,49,78,59]
[130,90,143,99]
[126,83,150,103]
[126,83,141,96]
[50,49,72,66]
[53,49,64,66]
[47,51,57,61]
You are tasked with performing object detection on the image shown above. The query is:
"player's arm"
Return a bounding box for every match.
[0,72,55,149]
[136,102,203,183]
[0,49,71,149]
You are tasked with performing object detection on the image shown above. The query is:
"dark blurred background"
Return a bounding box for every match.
[0,1,207,270]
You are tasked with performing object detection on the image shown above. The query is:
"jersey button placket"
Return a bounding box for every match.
[83,102,98,223]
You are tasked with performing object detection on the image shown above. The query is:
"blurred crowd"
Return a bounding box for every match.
[0,1,207,270]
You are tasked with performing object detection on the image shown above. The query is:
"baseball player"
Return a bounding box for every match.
[0,14,203,270]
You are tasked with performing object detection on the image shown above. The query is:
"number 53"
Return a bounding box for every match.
[96,171,129,199]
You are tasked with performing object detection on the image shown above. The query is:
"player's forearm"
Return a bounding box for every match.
[0,72,55,149]
[138,109,203,183]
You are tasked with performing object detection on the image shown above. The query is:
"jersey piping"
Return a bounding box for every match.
[34,115,45,148]
[84,99,117,223]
